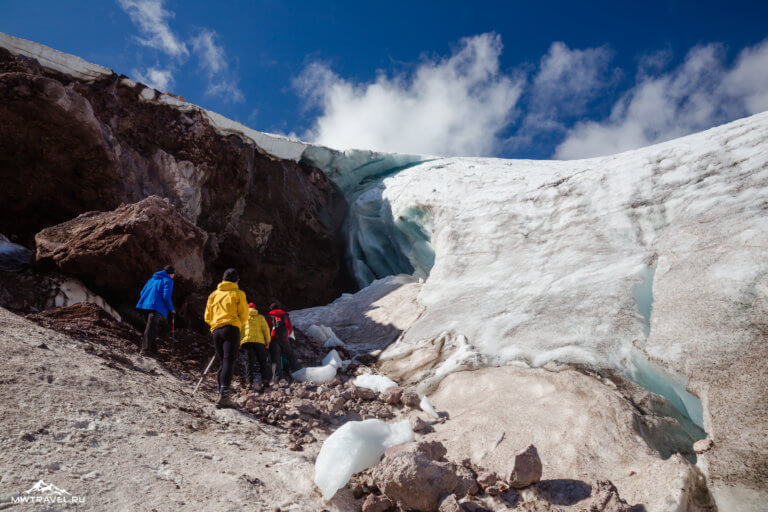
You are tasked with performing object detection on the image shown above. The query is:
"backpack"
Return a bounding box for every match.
[269,313,289,344]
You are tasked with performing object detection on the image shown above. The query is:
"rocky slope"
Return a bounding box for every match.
[2,304,665,511]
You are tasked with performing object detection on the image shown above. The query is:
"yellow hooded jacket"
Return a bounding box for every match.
[240,308,271,346]
[204,281,248,332]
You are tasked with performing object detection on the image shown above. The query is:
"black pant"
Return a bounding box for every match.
[142,311,161,353]
[243,343,272,387]
[269,336,300,380]
[213,325,240,391]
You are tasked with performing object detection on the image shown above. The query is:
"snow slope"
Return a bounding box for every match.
[349,112,768,510]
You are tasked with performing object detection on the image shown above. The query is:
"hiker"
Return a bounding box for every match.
[240,303,272,391]
[136,265,175,356]
[204,268,248,408]
[266,303,301,381]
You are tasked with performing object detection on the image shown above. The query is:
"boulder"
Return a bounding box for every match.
[411,416,428,432]
[401,389,421,408]
[381,386,403,405]
[361,493,392,512]
[35,196,207,305]
[438,494,461,512]
[383,440,447,461]
[476,471,497,490]
[454,465,479,497]
[372,451,461,512]
[352,386,377,401]
[586,480,636,512]
[507,445,542,489]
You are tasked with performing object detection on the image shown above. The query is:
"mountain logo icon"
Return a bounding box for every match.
[23,480,72,496]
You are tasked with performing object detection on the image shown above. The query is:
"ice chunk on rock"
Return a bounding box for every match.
[314,419,414,501]
[322,349,344,368]
[307,324,346,348]
[353,374,398,393]
[420,395,439,419]
[292,364,336,383]
[293,350,346,383]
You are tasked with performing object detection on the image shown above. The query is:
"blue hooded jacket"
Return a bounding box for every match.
[136,271,175,318]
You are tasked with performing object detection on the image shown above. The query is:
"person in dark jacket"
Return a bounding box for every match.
[266,302,301,381]
[136,265,176,356]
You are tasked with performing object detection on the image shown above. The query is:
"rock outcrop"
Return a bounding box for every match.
[0,44,351,320]
[35,196,207,306]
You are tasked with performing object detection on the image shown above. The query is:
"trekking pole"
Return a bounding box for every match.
[171,314,175,341]
[192,355,216,395]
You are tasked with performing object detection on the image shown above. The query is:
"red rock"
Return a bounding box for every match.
[383,440,447,461]
[380,387,403,405]
[401,389,420,408]
[438,494,462,512]
[476,471,498,489]
[508,444,542,489]
[372,451,462,512]
[352,386,377,400]
[410,416,428,432]
[586,480,636,512]
[361,493,392,512]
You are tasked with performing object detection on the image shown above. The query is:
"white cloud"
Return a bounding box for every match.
[190,29,244,103]
[723,39,768,114]
[555,39,768,159]
[530,42,615,116]
[132,66,174,91]
[117,0,188,58]
[507,42,616,151]
[190,29,225,74]
[295,33,523,156]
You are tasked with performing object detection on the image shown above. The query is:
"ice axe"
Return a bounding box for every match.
[192,354,216,395]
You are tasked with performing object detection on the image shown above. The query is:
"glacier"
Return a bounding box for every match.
[299,111,768,510]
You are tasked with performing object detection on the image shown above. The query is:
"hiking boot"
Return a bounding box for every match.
[215,389,234,409]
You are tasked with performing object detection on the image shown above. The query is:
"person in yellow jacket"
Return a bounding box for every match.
[204,268,248,408]
[240,303,272,391]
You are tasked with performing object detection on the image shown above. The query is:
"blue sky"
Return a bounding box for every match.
[3,0,768,159]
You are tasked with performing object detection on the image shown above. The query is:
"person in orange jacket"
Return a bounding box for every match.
[240,303,272,391]
[204,268,248,408]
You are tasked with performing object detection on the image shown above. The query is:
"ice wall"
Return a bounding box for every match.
[300,146,432,287]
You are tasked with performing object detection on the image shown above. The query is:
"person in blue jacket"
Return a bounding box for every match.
[136,265,176,356]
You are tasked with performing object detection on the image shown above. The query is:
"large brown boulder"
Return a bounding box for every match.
[373,451,460,511]
[35,196,207,303]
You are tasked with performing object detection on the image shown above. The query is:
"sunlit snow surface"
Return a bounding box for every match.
[318,112,768,429]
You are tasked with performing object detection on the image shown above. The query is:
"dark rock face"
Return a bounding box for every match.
[0,48,351,320]
[35,196,207,308]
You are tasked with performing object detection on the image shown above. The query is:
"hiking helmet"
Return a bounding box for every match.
[164,264,175,275]
[223,268,239,282]
[248,302,256,309]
